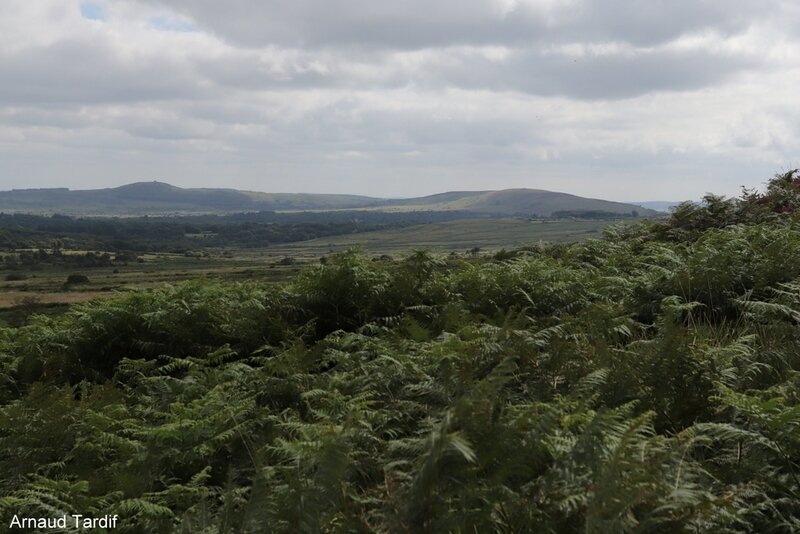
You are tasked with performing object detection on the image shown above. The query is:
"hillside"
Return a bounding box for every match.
[0,182,658,217]
[380,188,656,216]
[0,182,381,215]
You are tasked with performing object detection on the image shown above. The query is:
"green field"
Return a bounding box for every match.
[0,252,304,326]
[0,218,617,321]
[272,218,615,254]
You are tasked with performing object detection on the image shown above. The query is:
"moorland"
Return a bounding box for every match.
[0,183,649,325]
[1,173,799,531]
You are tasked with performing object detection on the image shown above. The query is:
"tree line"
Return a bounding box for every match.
[0,210,480,253]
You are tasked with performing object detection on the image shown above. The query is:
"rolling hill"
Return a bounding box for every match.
[0,181,658,217]
[376,189,655,216]
[0,182,380,214]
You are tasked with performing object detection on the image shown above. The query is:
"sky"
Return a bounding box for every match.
[0,1,798,201]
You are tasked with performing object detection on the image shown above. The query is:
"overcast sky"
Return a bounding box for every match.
[0,0,798,200]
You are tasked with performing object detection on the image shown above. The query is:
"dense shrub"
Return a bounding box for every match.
[65,274,90,284]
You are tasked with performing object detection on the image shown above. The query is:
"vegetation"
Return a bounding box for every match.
[0,209,636,258]
[549,209,640,219]
[0,171,799,531]
[0,212,425,254]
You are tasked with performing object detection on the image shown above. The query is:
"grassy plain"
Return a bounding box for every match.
[0,217,619,324]
[0,253,302,326]
[270,217,613,254]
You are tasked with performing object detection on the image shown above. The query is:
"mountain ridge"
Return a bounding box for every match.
[0,181,659,217]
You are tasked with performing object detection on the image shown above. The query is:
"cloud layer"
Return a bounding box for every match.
[0,0,798,200]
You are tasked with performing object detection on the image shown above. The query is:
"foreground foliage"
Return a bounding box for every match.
[2,172,800,532]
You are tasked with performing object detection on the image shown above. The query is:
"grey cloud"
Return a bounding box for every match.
[124,0,776,102]
[0,107,88,130]
[431,47,757,99]
[136,0,779,49]
[0,38,205,105]
[0,39,757,106]
[193,48,334,91]
[135,0,539,49]
[172,42,755,103]
[0,0,778,111]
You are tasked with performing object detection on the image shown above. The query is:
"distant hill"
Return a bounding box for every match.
[0,181,659,217]
[0,182,381,215]
[379,189,657,217]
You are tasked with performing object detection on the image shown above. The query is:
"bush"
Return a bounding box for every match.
[66,274,90,284]
[292,249,390,337]
[4,273,27,281]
